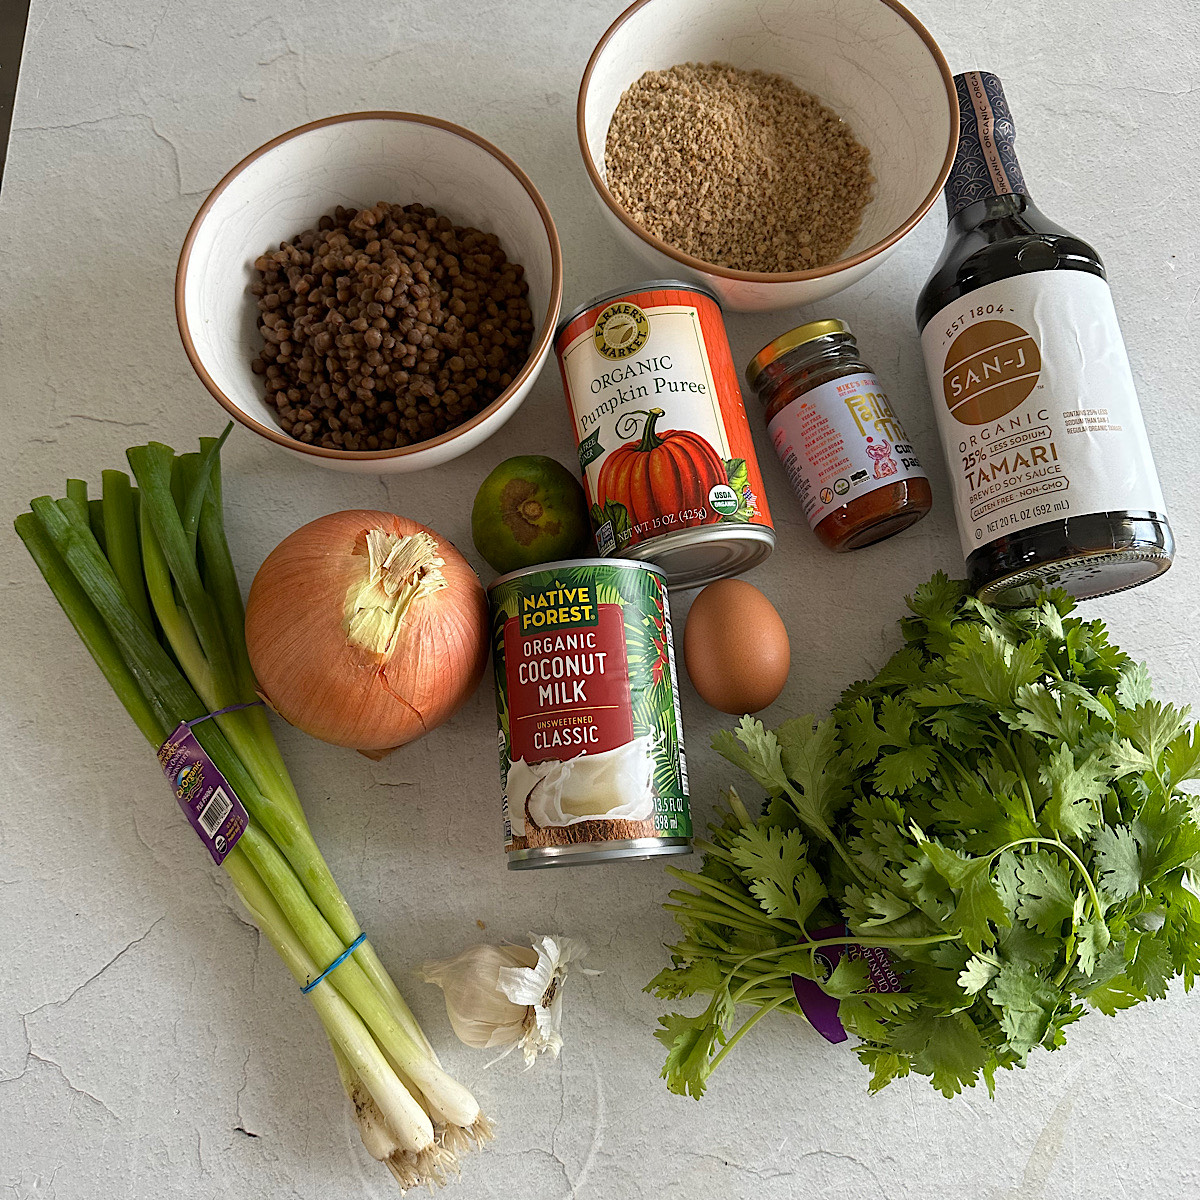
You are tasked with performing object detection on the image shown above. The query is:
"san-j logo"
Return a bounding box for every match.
[942,319,1041,424]
[593,302,649,360]
[519,581,600,634]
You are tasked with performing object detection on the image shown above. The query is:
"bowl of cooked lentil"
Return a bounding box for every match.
[177,112,563,471]
[577,0,958,312]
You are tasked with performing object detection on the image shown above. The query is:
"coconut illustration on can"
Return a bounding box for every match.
[487,558,690,868]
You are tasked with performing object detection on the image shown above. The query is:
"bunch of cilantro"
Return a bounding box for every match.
[650,574,1200,1099]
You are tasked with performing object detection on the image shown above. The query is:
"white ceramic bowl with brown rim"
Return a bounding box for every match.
[577,0,958,313]
[177,112,563,472]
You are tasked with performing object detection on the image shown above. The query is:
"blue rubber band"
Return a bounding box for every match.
[301,933,367,994]
[184,700,266,728]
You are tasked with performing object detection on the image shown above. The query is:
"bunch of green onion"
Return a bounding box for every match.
[14,430,490,1191]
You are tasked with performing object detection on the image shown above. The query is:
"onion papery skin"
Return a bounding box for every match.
[246,509,489,755]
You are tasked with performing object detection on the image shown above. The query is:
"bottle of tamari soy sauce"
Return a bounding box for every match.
[917,70,1173,605]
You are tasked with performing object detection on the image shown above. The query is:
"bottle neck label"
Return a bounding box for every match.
[947,71,1029,217]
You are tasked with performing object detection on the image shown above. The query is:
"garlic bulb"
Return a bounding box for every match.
[420,935,593,1066]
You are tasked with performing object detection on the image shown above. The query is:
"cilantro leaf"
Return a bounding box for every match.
[711,717,788,796]
[1011,681,1113,743]
[906,571,967,622]
[920,841,1010,952]
[988,963,1060,1056]
[775,717,850,831]
[1092,824,1143,902]
[1015,852,1077,935]
[1076,918,1111,977]
[949,625,1044,709]
[839,697,893,766]
[1115,662,1154,709]
[857,1047,911,1093]
[655,1013,721,1099]
[1124,933,1173,1000]
[1165,725,1200,787]
[958,955,1000,995]
[646,957,726,1000]
[1038,746,1108,839]
[821,955,873,1000]
[858,887,915,928]
[1118,701,1192,765]
[890,1009,989,1097]
[1162,883,1200,988]
[730,825,826,926]
[875,744,940,795]
[1083,973,1146,1015]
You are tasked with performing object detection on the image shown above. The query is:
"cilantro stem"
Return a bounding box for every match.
[692,838,735,863]
[665,867,787,927]
[718,931,960,980]
[730,970,796,1005]
[663,902,780,939]
[985,719,1038,823]
[707,995,793,1076]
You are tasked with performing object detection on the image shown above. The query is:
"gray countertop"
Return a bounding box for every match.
[3,1,1199,1197]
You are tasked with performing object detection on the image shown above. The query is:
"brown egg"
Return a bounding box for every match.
[683,579,790,715]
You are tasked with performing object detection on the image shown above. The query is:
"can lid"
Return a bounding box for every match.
[486,556,665,592]
[744,319,852,391]
[622,524,776,591]
[554,279,721,345]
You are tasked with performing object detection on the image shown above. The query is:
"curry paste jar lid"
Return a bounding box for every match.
[744,318,851,390]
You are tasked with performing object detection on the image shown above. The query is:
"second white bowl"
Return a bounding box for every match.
[177,113,563,473]
[578,0,958,312]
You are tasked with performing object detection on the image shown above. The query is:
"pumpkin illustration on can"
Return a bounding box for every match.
[556,281,775,590]
[597,408,729,534]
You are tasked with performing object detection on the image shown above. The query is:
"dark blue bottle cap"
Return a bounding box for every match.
[945,71,1029,217]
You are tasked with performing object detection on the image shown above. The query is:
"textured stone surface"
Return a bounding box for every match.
[2,1,1199,1196]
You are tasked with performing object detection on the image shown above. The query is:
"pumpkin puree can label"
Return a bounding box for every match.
[487,558,691,870]
[556,282,774,590]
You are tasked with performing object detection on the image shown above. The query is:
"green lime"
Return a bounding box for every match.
[472,454,593,573]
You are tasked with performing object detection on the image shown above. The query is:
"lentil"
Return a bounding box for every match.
[604,63,873,274]
[250,202,535,451]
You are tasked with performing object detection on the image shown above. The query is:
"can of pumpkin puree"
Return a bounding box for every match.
[555,281,774,589]
[487,558,690,869]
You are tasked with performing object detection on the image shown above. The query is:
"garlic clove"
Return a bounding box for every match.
[419,944,538,1051]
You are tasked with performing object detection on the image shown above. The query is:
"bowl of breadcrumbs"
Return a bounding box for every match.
[578,0,958,312]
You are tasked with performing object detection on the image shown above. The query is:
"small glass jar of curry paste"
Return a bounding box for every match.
[745,320,932,552]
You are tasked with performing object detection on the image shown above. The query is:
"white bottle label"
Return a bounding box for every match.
[766,372,927,530]
[920,270,1166,559]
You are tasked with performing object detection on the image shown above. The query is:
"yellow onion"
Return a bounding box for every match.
[245,509,489,757]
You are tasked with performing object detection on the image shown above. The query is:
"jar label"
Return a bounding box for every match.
[921,271,1167,558]
[765,371,927,530]
[557,290,770,558]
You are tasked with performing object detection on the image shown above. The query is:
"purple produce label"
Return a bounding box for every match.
[157,721,248,864]
[791,924,903,1044]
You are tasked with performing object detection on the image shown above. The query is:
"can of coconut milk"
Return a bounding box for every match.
[487,558,690,869]
[555,281,774,590]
